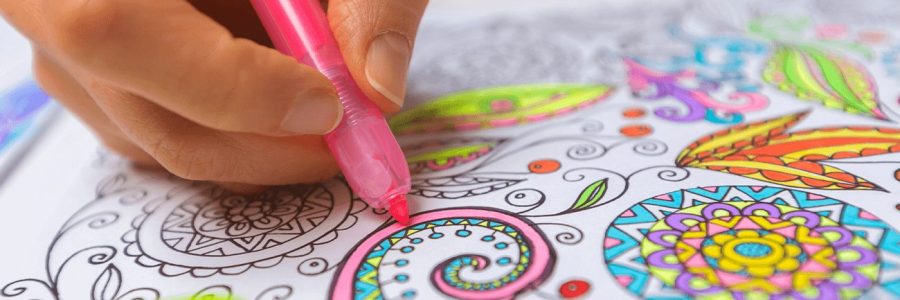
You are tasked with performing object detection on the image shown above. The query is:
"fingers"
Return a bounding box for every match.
[0,1,46,44]
[34,50,314,189]
[85,82,341,185]
[215,182,268,195]
[328,0,429,112]
[32,50,157,166]
[37,0,343,136]
[186,0,273,47]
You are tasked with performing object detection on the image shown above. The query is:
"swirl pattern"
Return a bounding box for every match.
[331,208,553,300]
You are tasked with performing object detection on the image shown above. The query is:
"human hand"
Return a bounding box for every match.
[0,0,428,190]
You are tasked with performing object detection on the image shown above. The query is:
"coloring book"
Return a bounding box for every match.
[3,1,900,299]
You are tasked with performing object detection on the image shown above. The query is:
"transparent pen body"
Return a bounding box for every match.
[251,0,411,208]
[322,67,411,208]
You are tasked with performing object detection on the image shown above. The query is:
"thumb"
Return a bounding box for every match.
[328,0,429,113]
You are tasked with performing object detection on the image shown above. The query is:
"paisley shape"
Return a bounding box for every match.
[403,138,504,175]
[389,84,613,135]
[763,44,886,119]
[689,155,879,190]
[735,127,900,161]
[677,112,805,165]
[570,179,608,212]
[330,208,553,300]
[677,112,900,190]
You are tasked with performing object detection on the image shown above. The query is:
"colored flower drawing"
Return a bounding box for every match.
[389,84,613,135]
[763,44,886,120]
[626,59,768,124]
[676,111,900,190]
[701,229,804,278]
[604,186,900,299]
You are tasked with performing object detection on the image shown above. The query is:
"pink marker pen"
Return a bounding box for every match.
[251,0,412,224]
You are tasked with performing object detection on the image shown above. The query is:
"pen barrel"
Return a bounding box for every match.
[251,0,346,70]
[318,53,410,208]
[320,66,381,127]
[252,0,411,208]
[323,68,411,207]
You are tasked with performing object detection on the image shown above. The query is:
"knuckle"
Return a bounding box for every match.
[198,40,308,134]
[164,152,215,182]
[46,0,117,57]
[178,39,244,129]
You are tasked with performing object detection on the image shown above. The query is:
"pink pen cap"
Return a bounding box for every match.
[251,0,412,224]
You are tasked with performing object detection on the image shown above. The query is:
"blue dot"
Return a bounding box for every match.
[395,274,409,282]
[401,246,415,253]
[396,259,409,267]
[456,230,471,237]
[495,242,508,250]
[429,232,444,239]
[496,257,512,265]
[402,290,416,298]
[734,242,772,258]
[481,235,495,242]
[410,238,423,244]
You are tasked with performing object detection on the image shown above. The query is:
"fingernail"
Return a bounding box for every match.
[280,92,343,134]
[365,32,411,109]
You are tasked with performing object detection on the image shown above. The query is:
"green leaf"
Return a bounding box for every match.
[571,179,608,211]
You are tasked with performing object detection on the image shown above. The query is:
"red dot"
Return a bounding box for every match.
[622,107,646,118]
[528,159,561,174]
[559,279,590,298]
[619,124,653,137]
[894,169,900,181]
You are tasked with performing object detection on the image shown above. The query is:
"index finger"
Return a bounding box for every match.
[39,0,343,135]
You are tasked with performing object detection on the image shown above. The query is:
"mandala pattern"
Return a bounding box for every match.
[604,186,900,299]
[123,181,356,277]
[331,208,553,300]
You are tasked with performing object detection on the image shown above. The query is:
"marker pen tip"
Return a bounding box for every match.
[388,195,410,225]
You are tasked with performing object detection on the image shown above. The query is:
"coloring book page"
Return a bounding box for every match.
[4,0,900,299]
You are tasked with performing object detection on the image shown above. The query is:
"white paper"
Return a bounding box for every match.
[4,1,900,299]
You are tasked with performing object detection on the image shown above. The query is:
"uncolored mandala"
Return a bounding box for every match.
[604,185,900,299]
[123,180,359,277]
